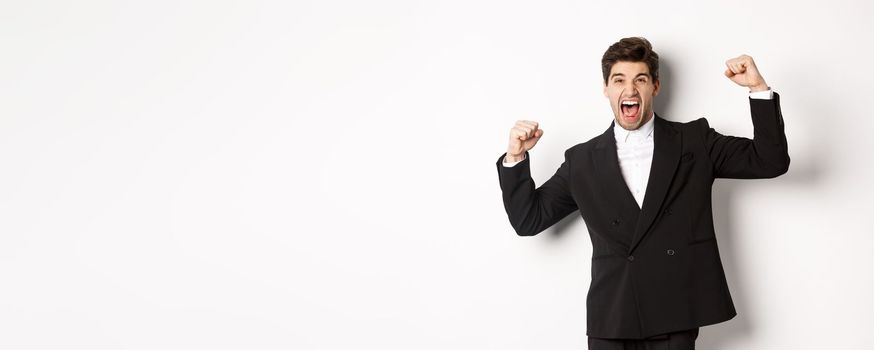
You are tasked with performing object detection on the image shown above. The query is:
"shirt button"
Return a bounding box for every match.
[627,255,635,262]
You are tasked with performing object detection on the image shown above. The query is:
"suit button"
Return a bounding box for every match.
[611,219,620,226]
[667,249,675,256]
[627,255,635,261]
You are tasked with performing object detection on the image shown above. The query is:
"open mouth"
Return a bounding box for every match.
[620,100,640,121]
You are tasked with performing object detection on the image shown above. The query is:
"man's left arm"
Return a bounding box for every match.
[703,55,790,179]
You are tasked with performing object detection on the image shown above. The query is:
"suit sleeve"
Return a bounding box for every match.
[700,92,790,179]
[496,149,578,236]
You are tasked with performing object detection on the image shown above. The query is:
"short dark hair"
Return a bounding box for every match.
[601,37,659,85]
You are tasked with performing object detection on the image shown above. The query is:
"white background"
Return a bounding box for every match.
[1,0,872,349]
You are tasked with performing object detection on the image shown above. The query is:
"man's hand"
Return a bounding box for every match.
[724,55,769,92]
[506,120,543,162]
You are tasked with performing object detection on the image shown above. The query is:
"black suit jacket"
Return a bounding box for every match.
[495,93,789,339]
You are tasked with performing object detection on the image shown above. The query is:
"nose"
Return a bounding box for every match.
[622,87,639,98]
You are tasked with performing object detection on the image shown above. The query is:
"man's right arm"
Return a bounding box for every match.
[496,149,578,236]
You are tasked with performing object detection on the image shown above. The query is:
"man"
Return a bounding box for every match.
[495,37,789,349]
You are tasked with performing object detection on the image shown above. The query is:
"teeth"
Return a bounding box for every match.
[621,101,639,106]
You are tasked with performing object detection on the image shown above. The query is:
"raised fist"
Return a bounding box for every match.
[506,120,543,162]
[724,54,769,92]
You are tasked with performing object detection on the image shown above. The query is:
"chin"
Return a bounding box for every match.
[615,117,640,130]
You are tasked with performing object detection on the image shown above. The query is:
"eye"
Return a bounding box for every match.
[635,77,647,83]
[613,79,624,84]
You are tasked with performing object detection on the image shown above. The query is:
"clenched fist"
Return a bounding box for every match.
[724,55,769,92]
[505,120,543,162]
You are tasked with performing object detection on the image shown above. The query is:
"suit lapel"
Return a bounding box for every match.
[628,115,681,253]
[592,122,641,215]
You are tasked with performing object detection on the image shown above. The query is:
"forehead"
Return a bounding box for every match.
[609,61,651,77]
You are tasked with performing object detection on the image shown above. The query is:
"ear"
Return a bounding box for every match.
[653,79,661,96]
[603,82,608,98]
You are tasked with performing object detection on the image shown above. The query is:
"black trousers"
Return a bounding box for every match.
[587,328,699,350]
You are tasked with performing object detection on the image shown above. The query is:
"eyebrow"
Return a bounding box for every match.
[611,73,651,79]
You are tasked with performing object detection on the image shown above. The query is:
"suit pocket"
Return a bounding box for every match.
[670,153,697,190]
[681,151,695,162]
[677,153,696,179]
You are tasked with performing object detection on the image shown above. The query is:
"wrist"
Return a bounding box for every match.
[505,152,525,163]
[749,82,769,92]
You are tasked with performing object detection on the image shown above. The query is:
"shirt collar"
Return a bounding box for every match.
[614,112,655,144]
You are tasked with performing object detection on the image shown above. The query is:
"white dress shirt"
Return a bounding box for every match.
[502,89,774,208]
[614,112,655,208]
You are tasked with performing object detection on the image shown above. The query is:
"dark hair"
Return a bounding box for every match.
[601,37,659,85]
